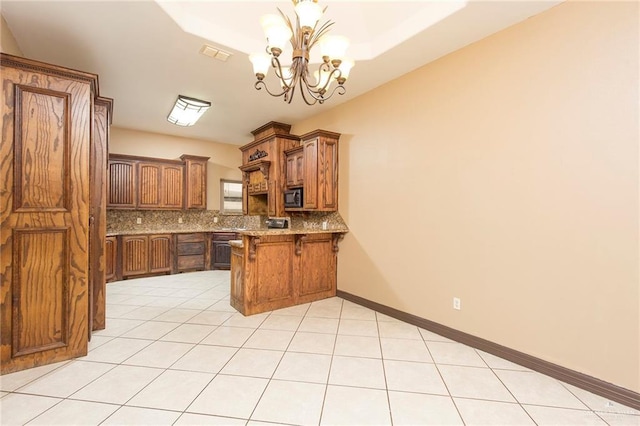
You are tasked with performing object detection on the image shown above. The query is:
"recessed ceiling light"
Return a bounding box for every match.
[200,44,232,62]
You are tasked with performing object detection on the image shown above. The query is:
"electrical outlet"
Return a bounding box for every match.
[453,297,461,310]
[213,217,218,223]
[178,217,183,224]
[322,221,328,230]
[136,217,142,224]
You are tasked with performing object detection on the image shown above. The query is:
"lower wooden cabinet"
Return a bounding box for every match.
[211,232,238,270]
[122,234,172,278]
[105,236,118,282]
[230,232,343,315]
[176,233,207,272]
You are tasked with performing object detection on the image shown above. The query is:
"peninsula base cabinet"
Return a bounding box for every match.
[230,233,344,316]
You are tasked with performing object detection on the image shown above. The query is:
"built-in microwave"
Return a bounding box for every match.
[284,188,303,208]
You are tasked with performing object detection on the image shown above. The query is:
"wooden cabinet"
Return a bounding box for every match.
[137,160,184,210]
[122,234,172,278]
[302,130,339,211]
[0,53,102,374]
[108,158,137,208]
[90,97,113,332]
[239,122,300,217]
[284,146,304,188]
[105,236,118,283]
[212,232,238,270]
[176,233,207,272]
[230,233,343,315]
[181,155,209,209]
[108,154,201,210]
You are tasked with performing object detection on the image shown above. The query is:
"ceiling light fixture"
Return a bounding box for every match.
[249,0,354,105]
[167,95,211,126]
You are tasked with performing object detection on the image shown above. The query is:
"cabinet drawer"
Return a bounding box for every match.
[177,242,205,256]
[177,255,205,270]
[213,232,237,242]
[177,233,205,243]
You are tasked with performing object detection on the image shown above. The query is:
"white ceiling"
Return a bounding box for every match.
[1,0,562,145]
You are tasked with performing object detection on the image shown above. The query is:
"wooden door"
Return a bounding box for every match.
[107,160,136,208]
[298,234,336,297]
[138,162,162,208]
[181,155,209,209]
[89,97,112,331]
[0,54,94,374]
[162,165,184,209]
[319,138,338,210]
[122,235,149,277]
[105,236,117,283]
[149,235,172,273]
[303,138,318,209]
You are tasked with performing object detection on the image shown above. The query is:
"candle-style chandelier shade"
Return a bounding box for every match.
[249,0,355,105]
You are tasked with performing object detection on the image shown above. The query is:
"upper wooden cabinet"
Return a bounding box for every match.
[284,146,304,188]
[181,155,209,210]
[240,122,340,214]
[137,160,184,210]
[239,122,303,216]
[108,158,137,208]
[108,154,206,210]
[301,130,339,211]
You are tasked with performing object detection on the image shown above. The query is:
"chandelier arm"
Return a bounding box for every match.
[254,80,291,99]
[299,81,319,106]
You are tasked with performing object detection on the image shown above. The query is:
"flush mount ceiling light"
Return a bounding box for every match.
[167,95,211,126]
[249,0,354,105]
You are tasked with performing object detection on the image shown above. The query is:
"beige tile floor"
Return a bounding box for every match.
[1,271,638,426]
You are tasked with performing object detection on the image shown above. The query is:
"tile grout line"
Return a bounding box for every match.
[317,298,343,426]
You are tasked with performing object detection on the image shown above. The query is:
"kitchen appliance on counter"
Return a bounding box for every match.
[266,217,289,229]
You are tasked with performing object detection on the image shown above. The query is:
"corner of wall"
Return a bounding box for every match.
[1,14,24,57]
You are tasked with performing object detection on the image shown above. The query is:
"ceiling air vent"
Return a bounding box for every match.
[200,45,232,62]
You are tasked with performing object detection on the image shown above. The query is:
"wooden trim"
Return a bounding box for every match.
[300,129,341,141]
[109,153,183,165]
[336,290,640,411]
[1,53,100,96]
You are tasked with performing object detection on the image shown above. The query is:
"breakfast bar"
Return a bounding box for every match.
[230,229,346,316]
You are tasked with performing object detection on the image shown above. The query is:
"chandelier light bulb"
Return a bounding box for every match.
[249,53,271,79]
[337,58,354,81]
[260,14,292,53]
[320,35,350,62]
[295,0,323,31]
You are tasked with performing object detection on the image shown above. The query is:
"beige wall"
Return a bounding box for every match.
[0,14,23,56]
[293,1,639,392]
[109,127,242,210]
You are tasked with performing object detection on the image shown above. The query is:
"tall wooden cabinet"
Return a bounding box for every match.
[0,53,109,374]
[181,155,209,210]
[89,97,113,332]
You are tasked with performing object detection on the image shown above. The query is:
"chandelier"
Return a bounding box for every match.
[249,0,354,105]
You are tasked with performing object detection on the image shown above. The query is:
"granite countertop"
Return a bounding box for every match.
[238,228,348,236]
[107,227,349,237]
[106,227,249,237]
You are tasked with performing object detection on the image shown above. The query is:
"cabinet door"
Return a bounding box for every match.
[298,234,336,297]
[108,160,136,208]
[319,138,338,210]
[303,138,318,209]
[105,236,117,282]
[149,234,172,273]
[90,98,111,332]
[122,235,149,276]
[162,165,184,209]
[138,162,162,208]
[0,57,92,374]
[182,156,208,209]
[285,150,304,188]
[212,241,232,270]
